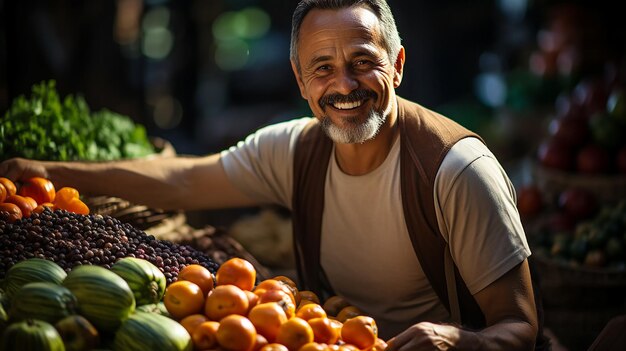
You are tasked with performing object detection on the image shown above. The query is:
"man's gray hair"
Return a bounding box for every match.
[290,0,402,72]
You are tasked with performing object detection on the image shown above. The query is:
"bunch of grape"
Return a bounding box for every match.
[0,208,219,284]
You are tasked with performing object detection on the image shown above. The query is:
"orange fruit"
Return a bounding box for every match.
[178,264,215,296]
[272,276,299,304]
[371,338,388,351]
[5,195,37,218]
[307,317,340,345]
[340,316,377,350]
[336,306,362,323]
[0,203,22,223]
[217,315,257,351]
[255,279,296,305]
[322,296,350,317]
[32,202,54,214]
[259,343,289,351]
[297,291,320,305]
[253,333,269,351]
[65,197,90,215]
[257,289,296,319]
[163,280,206,320]
[0,183,6,203]
[0,177,17,197]
[275,317,314,351]
[248,302,288,343]
[296,303,327,321]
[246,290,260,313]
[338,345,360,351]
[216,257,257,291]
[192,320,220,350]
[180,313,209,335]
[205,284,250,321]
[299,342,328,351]
[18,176,56,205]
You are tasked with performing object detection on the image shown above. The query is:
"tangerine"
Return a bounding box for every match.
[296,303,327,321]
[275,317,314,351]
[340,316,377,350]
[307,317,340,345]
[178,264,215,296]
[248,302,288,343]
[205,284,250,321]
[216,257,257,291]
[192,320,220,350]
[163,280,205,320]
[180,313,209,335]
[217,315,257,351]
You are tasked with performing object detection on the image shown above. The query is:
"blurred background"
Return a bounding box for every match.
[1,0,623,156]
[2,2,626,349]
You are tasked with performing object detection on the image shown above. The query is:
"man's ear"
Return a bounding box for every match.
[291,60,309,100]
[393,46,405,88]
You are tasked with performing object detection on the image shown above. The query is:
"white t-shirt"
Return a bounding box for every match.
[220,117,530,339]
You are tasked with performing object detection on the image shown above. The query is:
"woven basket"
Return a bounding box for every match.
[533,164,626,203]
[532,255,626,351]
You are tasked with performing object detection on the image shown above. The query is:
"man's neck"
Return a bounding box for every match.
[333,116,399,176]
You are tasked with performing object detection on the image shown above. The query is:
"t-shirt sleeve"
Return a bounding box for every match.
[434,137,531,295]
[219,117,311,209]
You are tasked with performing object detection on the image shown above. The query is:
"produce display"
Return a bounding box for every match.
[531,199,626,269]
[536,76,626,175]
[0,80,155,162]
[1,255,385,351]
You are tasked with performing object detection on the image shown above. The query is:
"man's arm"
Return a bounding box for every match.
[0,154,259,211]
[386,259,538,350]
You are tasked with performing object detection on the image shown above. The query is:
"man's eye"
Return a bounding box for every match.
[316,65,331,71]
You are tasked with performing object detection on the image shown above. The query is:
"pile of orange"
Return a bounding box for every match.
[0,176,89,223]
[165,257,386,351]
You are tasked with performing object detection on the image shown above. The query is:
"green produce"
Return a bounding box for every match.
[62,265,135,333]
[2,258,67,303]
[54,315,100,351]
[110,257,166,306]
[0,319,65,351]
[136,301,171,317]
[114,311,192,351]
[0,80,155,161]
[0,302,7,333]
[9,282,78,324]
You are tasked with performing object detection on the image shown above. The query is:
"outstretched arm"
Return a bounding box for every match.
[386,259,538,351]
[0,154,258,211]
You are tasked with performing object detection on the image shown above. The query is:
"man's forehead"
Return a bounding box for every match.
[300,6,381,39]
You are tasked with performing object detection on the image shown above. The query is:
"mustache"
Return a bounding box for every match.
[319,89,377,109]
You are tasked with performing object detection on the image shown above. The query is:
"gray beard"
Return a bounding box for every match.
[320,108,386,144]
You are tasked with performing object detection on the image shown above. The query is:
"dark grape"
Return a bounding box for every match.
[0,208,219,285]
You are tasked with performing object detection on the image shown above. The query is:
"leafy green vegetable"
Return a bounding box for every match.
[0,80,155,161]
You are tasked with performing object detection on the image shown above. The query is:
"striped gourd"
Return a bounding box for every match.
[114,311,192,351]
[9,282,78,324]
[110,257,166,306]
[2,259,67,303]
[61,265,135,333]
[0,319,66,351]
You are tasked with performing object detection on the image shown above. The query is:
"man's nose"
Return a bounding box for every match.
[332,68,358,95]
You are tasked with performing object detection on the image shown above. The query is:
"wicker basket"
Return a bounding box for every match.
[532,255,626,350]
[533,164,626,203]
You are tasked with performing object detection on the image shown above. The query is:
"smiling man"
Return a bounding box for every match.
[1,1,546,350]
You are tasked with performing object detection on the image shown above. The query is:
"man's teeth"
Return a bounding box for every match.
[332,100,363,110]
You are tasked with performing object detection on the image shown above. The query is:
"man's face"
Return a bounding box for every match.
[292,6,404,144]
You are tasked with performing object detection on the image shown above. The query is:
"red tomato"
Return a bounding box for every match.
[18,177,56,205]
[5,195,37,218]
[0,202,23,223]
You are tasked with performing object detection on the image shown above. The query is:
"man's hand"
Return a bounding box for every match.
[0,158,49,182]
[386,322,465,351]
